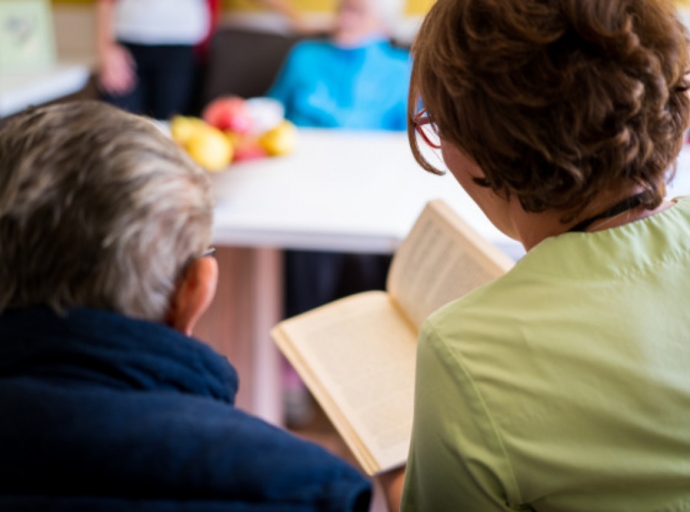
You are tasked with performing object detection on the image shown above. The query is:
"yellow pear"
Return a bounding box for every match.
[185,126,233,172]
[170,116,208,146]
[258,120,297,156]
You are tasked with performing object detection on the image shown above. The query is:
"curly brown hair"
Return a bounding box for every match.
[408,0,690,218]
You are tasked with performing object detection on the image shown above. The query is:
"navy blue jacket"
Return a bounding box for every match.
[0,308,371,511]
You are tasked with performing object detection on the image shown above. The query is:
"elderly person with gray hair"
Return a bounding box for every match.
[268,0,408,129]
[0,101,371,511]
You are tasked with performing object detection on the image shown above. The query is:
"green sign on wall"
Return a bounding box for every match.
[0,0,55,74]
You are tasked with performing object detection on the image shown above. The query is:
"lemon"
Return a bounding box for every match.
[170,116,208,146]
[258,120,297,156]
[185,127,233,172]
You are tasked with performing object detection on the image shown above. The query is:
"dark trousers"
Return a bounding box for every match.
[102,43,198,120]
[284,251,391,318]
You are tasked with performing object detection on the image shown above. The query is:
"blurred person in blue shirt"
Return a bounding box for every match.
[268,0,411,320]
[267,0,411,426]
[268,0,410,130]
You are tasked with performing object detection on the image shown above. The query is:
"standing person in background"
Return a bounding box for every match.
[97,0,211,119]
[97,0,303,119]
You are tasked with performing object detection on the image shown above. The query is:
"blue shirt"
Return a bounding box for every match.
[268,39,411,131]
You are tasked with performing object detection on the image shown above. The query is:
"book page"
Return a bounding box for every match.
[388,200,515,329]
[272,291,417,474]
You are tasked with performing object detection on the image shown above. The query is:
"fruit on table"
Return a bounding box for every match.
[203,96,253,134]
[227,132,268,163]
[170,115,233,171]
[245,97,285,135]
[170,116,208,146]
[185,127,234,172]
[171,101,295,170]
[259,120,297,156]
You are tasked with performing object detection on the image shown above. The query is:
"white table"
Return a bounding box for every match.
[195,128,690,425]
[0,63,90,117]
[211,129,521,255]
[669,148,690,197]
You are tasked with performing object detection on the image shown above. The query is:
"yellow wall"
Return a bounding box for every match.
[407,0,435,14]
[225,0,332,12]
[51,0,436,16]
[222,0,436,15]
[52,0,690,14]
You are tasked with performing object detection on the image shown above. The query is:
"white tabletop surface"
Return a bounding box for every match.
[0,63,90,117]
[668,147,690,197]
[210,128,690,259]
[211,129,523,257]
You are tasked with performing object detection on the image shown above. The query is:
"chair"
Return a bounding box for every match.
[201,27,304,105]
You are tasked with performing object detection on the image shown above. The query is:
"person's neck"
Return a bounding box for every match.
[509,186,673,251]
[331,31,387,49]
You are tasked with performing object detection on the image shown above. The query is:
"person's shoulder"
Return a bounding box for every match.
[370,40,410,64]
[380,41,411,61]
[669,195,690,221]
[419,260,545,360]
[373,42,412,78]
[0,379,371,510]
[427,264,527,323]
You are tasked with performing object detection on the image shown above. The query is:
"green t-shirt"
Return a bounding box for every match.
[402,197,690,512]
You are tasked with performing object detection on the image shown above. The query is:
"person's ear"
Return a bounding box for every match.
[166,256,218,336]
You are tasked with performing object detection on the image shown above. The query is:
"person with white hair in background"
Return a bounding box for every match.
[267,0,411,318]
[266,0,412,427]
[268,0,409,129]
[0,101,372,511]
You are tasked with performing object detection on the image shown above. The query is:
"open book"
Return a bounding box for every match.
[271,200,515,475]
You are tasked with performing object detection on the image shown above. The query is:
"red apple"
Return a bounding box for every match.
[233,143,268,163]
[226,132,268,163]
[203,97,253,134]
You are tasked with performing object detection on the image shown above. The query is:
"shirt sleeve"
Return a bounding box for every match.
[401,320,524,511]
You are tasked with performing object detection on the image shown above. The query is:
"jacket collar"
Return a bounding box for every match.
[0,307,238,404]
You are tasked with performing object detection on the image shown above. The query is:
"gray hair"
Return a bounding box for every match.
[0,101,213,321]
[372,0,403,29]
[339,0,402,30]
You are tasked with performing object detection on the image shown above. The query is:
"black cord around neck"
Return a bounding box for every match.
[568,193,647,233]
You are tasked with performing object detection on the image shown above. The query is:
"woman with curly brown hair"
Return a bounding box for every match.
[378,0,690,510]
